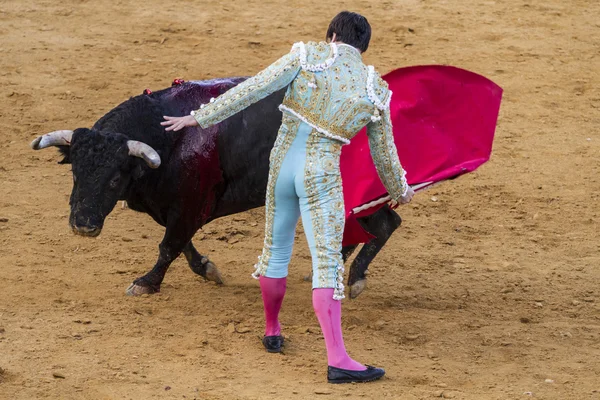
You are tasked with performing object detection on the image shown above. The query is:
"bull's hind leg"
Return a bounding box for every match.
[348,205,402,299]
[342,244,360,262]
[183,241,223,284]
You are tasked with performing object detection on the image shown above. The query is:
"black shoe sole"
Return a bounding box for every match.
[327,367,385,384]
[262,336,284,353]
[265,347,282,353]
[328,374,384,384]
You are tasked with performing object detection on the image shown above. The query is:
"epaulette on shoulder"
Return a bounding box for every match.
[292,41,339,72]
[367,65,392,111]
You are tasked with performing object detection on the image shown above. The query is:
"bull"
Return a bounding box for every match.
[30,79,402,298]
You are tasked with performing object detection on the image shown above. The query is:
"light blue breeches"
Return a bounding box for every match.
[253,116,346,298]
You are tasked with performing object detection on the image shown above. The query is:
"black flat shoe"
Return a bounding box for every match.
[327,365,385,384]
[262,335,284,353]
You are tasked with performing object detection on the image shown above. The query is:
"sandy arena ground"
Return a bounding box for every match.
[1,0,599,399]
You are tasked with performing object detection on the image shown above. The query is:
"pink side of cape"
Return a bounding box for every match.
[340,65,503,246]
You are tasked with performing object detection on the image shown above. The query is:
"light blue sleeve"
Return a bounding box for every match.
[193,45,302,128]
[366,97,409,202]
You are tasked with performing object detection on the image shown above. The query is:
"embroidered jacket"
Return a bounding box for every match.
[192,41,408,201]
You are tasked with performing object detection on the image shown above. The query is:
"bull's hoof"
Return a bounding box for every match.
[204,262,224,285]
[125,282,160,296]
[349,279,367,299]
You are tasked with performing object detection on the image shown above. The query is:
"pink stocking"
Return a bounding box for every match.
[312,288,366,371]
[259,276,287,336]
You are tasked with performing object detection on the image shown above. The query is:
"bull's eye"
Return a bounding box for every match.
[109,175,121,189]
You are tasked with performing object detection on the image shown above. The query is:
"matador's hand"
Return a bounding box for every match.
[161,115,199,132]
[389,186,415,208]
[399,186,415,204]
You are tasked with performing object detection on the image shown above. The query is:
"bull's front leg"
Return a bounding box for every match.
[348,205,402,298]
[126,216,200,296]
[182,241,223,284]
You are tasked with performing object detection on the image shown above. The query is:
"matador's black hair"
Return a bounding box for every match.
[326,11,372,53]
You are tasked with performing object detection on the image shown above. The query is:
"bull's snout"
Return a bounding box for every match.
[70,214,103,237]
[70,207,105,238]
[72,224,102,237]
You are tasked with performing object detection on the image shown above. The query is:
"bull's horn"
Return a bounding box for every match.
[30,130,74,150]
[127,140,161,169]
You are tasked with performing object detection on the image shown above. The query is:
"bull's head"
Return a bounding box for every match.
[31,129,161,237]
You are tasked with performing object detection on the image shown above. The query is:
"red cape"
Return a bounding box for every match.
[341,65,503,246]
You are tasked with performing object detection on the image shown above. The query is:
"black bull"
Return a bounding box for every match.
[31,79,402,298]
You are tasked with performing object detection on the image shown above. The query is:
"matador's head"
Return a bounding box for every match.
[326,11,372,53]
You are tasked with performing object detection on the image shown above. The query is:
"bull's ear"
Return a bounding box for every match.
[57,145,71,164]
